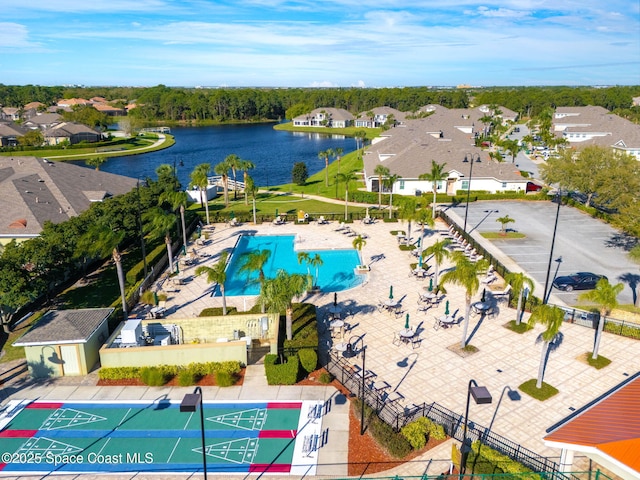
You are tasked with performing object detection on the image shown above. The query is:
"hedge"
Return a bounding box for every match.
[468,441,540,479]
[264,354,299,385]
[126,243,166,285]
[353,399,412,458]
[98,361,242,381]
[298,348,318,374]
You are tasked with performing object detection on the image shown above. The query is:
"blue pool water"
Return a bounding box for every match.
[222,235,362,296]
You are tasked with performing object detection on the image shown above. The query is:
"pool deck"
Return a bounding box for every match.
[3,214,639,479]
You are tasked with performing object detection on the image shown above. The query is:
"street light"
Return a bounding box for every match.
[545,256,563,304]
[359,345,367,436]
[460,379,492,477]
[542,190,563,304]
[181,386,207,480]
[462,153,481,233]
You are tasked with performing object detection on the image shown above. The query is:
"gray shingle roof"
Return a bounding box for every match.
[13,308,113,345]
[0,156,138,238]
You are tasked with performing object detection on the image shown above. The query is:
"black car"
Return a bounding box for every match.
[552,272,607,292]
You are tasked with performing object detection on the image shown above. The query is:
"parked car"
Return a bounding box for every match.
[552,272,607,292]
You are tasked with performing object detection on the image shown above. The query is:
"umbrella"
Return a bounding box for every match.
[428,278,433,292]
[445,300,450,315]
[334,292,338,306]
[389,285,394,300]
[182,245,187,256]
[404,313,410,330]
[481,288,486,303]
[418,256,423,268]
[275,208,279,217]
[153,291,159,306]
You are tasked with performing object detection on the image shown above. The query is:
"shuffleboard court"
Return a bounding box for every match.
[0,399,325,476]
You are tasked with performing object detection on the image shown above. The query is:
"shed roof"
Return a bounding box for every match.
[13,308,113,346]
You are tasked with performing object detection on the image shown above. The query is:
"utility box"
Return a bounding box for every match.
[121,319,142,345]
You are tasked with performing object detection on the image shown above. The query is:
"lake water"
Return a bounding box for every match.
[78,123,356,188]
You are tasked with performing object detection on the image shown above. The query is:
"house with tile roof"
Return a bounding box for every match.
[543,372,640,479]
[553,106,640,161]
[363,105,528,197]
[292,107,354,128]
[22,112,63,130]
[0,156,138,244]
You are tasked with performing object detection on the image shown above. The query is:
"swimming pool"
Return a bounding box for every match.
[222,235,362,296]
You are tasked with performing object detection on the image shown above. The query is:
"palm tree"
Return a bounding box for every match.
[319,149,332,187]
[383,173,401,219]
[354,130,367,160]
[297,252,313,290]
[373,164,390,208]
[258,270,307,340]
[240,159,255,205]
[214,160,231,207]
[77,226,127,316]
[352,235,367,268]
[579,278,624,360]
[189,163,211,224]
[502,138,521,163]
[334,147,343,173]
[336,171,358,221]
[160,190,189,256]
[505,272,535,325]
[143,206,178,274]
[496,215,515,233]
[418,160,448,219]
[224,154,242,200]
[441,252,489,348]
[415,207,434,259]
[424,238,451,289]
[309,253,324,288]
[195,251,229,315]
[239,249,271,312]
[85,155,107,171]
[397,198,418,247]
[529,304,564,388]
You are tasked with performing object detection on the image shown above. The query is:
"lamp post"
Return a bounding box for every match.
[542,190,562,304]
[181,386,207,480]
[460,380,492,477]
[545,256,563,304]
[462,153,481,233]
[359,345,367,435]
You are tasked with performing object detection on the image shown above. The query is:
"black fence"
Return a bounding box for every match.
[325,353,570,478]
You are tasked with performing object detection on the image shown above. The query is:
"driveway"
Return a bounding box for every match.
[445,200,638,306]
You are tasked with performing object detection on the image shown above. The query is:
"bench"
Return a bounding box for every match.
[302,434,320,457]
[307,404,323,423]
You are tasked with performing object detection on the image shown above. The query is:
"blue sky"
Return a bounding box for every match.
[1,0,639,87]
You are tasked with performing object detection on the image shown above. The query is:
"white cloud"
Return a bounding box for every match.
[308,81,339,87]
[0,23,41,49]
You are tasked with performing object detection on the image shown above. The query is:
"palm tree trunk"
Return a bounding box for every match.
[325,159,329,187]
[244,172,249,205]
[516,290,523,325]
[165,235,174,273]
[180,205,187,252]
[389,190,393,219]
[113,248,128,317]
[460,298,471,348]
[286,306,293,340]
[592,313,604,360]
[221,286,227,315]
[432,188,437,219]
[378,176,382,208]
[223,176,229,207]
[434,261,440,289]
[536,342,549,389]
[344,189,348,221]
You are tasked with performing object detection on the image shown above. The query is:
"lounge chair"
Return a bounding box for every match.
[334,222,346,231]
[318,216,328,224]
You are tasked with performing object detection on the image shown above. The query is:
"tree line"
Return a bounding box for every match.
[2,84,638,124]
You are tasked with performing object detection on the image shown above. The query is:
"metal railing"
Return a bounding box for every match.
[326,353,565,477]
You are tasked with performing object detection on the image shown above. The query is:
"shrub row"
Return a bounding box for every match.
[99,361,242,385]
[126,243,166,285]
[468,441,540,479]
[353,399,412,458]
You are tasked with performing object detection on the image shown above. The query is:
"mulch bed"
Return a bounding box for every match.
[96,369,245,387]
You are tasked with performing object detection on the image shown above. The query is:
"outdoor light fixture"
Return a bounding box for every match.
[181,386,207,480]
[462,153,481,233]
[461,379,492,477]
[542,190,563,304]
[360,345,367,436]
[545,256,563,304]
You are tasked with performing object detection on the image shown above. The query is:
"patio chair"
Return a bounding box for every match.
[392,332,401,346]
[318,216,328,224]
[417,301,431,314]
[432,317,441,331]
[334,222,346,231]
[411,335,422,349]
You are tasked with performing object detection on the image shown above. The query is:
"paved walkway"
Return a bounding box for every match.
[3,215,638,478]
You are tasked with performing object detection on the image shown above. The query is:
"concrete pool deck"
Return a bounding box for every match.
[3,210,639,478]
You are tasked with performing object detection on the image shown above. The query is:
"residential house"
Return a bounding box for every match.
[0,122,28,147]
[0,156,138,244]
[43,122,102,145]
[354,106,406,128]
[292,108,354,128]
[56,98,91,108]
[363,105,528,197]
[22,112,63,131]
[553,106,640,161]
[1,107,21,121]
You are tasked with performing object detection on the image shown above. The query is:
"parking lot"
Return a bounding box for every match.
[446,200,637,306]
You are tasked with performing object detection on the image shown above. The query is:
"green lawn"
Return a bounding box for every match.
[481,231,527,239]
